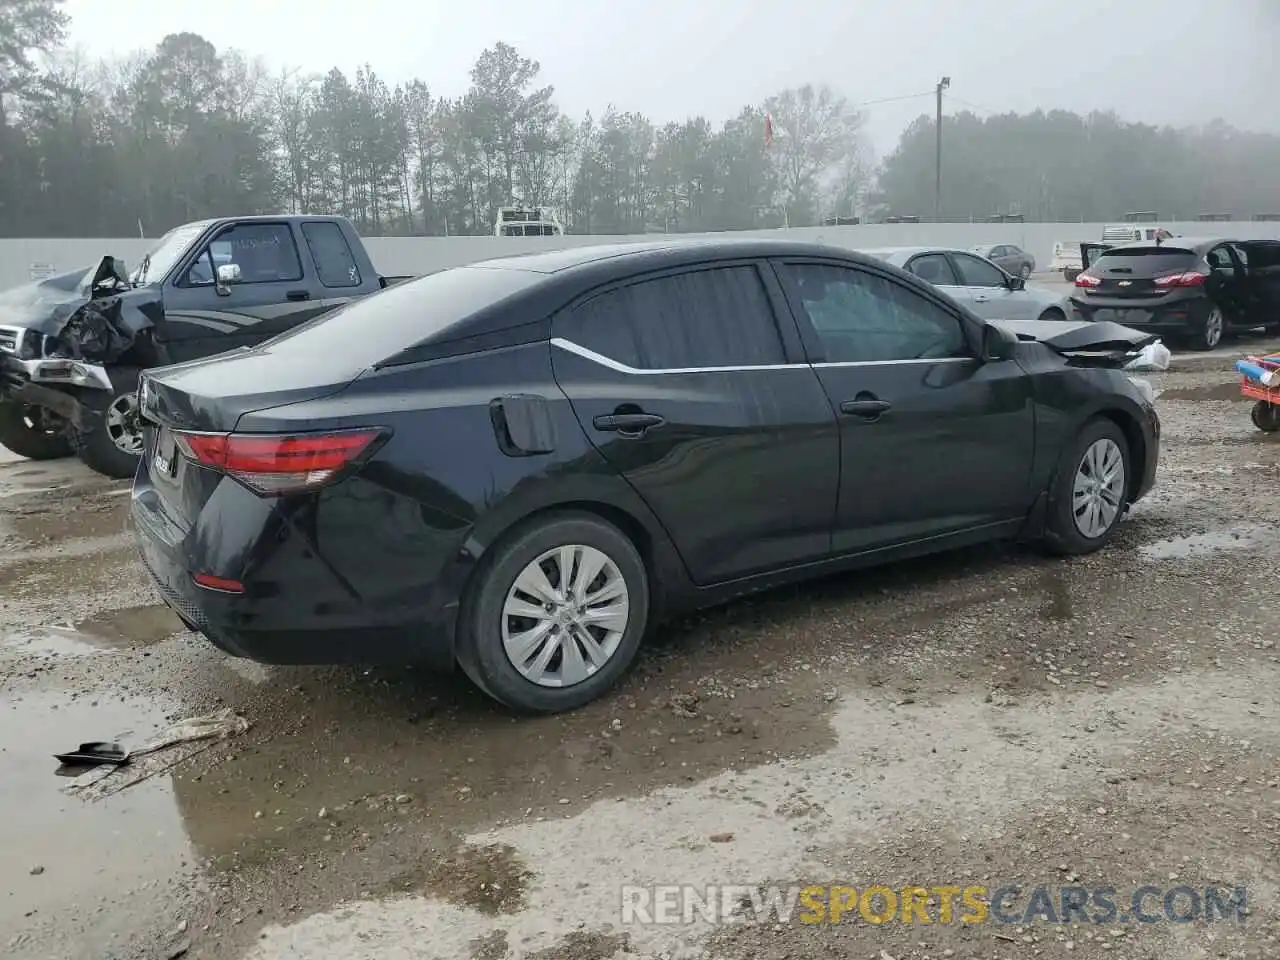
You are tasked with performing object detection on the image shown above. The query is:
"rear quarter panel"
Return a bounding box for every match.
[235,341,690,621]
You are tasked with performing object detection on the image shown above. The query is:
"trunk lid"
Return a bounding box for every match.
[1084,246,1203,299]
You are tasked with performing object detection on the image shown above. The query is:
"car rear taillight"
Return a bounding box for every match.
[1152,271,1206,288]
[1074,272,1102,288]
[172,428,385,495]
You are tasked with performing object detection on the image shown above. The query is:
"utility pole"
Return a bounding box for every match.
[935,76,950,222]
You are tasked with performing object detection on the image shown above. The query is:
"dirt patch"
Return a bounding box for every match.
[469,929,510,960]
[392,843,533,915]
[527,929,633,960]
[6,489,130,544]
[1159,382,1248,402]
[74,604,184,646]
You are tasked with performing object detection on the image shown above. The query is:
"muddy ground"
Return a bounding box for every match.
[3,335,1280,960]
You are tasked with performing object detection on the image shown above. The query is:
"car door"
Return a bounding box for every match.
[1236,241,1280,322]
[771,257,1036,555]
[161,221,328,362]
[948,251,1033,320]
[1203,243,1251,325]
[551,261,840,585]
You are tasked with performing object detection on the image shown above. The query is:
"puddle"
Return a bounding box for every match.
[2,605,184,657]
[1139,525,1272,560]
[0,689,197,946]
[1039,570,1074,621]
[1158,382,1247,402]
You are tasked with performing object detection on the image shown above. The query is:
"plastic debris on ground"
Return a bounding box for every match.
[61,707,250,801]
[1123,340,1172,372]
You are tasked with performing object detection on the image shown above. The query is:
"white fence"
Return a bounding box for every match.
[3,221,1279,291]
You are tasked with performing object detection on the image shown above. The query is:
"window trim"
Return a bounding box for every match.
[947,251,1010,288]
[768,256,980,366]
[174,220,306,289]
[302,220,363,289]
[552,260,803,371]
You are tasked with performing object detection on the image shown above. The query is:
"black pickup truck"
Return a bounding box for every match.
[0,215,412,477]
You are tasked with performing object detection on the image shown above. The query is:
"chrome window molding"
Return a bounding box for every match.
[550,337,973,374]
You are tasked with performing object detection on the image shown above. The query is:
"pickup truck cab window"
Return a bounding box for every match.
[183,222,304,287]
[302,221,363,288]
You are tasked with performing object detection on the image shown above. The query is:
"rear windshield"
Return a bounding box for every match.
[253,265,543,368]
[1092,248,1200,276]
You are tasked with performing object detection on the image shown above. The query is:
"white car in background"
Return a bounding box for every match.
[863,246,1073,323]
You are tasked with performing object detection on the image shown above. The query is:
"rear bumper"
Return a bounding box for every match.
[1069,299,1208,335]
[131,479,462,671]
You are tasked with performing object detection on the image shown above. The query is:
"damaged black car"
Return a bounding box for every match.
[0,215,411,477]
[131,238,1161,713]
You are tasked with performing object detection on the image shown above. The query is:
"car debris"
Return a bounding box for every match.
[61,707,250,800]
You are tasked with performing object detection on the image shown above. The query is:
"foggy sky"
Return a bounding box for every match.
[63,0,1278,159]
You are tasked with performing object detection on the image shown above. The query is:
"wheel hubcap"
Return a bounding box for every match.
[105,394,143,455]
[501,544,630,688]
[1072,438,1125,539]
[1205,310,1223,347]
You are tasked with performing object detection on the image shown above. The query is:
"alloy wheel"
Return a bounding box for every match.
[501,544,630,688]
[104,394,144,455]
[1072,438,1126,539]
[1203,309,1224,349]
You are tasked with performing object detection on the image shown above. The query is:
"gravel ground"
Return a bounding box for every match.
[2,333,1280,960]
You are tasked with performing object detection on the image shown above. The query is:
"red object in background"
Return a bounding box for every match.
[764,113,773,147]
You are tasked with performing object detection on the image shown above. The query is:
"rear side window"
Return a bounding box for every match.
[1093,247,1200,276]
[302,221,362,288]
[565,266,786,370]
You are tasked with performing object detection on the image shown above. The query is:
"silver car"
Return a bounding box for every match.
[863,246,1070,323]
[971,243,1036,279]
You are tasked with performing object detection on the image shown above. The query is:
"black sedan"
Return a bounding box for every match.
[131,238,1160,713]
[1071,237,1280,350]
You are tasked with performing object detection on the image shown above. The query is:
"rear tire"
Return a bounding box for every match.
[1064,268,1081,282]
[0,401,73,460]
[1043,417,1132,556]
[1187,307,1225,351]
[69,367,143,480]
[456,511,650,713]
[1038,307,1067,323]
[1020,264,1033,280]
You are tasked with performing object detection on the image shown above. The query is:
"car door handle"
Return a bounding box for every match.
[593,413,665,435]
[840,399,892,419]
[972,295,990,303]
[286,289,311,301]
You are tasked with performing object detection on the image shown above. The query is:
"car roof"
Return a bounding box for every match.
[1100,236,1228,255]
[471,237,887,275]
[860,246,990,259]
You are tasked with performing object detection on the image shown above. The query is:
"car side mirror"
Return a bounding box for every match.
[215,262,241,296]
[1008,274,1026,291]
[982,322,1019,362]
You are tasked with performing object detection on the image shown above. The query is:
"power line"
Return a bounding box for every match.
[944,93,1001,115]
[850,90,937,110]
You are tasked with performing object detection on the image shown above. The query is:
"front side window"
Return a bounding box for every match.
[184,222,303,286]
[566,265,787,370]
[779,263,969,364]
[302,221,362,288]
[951,253,1008,287]
[1206,246,1236,272]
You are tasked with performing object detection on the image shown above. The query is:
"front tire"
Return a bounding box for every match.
[1044,417,1131,556]
[1252,400,1280,433]
[457,512,650,713]
[1020,264,1033,280]
[0,401,73,460]
[69,366,143,479]
[1187,307,1225,351]
[1038,307,1067,323]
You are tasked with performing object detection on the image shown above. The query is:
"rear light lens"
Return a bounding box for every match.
[1153,271,1206,288]
[1074,272,1102,288]
[172,428,385,495]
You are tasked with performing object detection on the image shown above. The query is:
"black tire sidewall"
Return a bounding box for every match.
[1045,417,1132,556]
[1039,308,1066,323]
[70,366,143,479]
[0,402,73,460]
[459,512,650,713]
